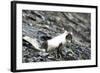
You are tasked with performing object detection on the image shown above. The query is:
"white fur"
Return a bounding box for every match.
[47,31,68,51]
[23,36,45,52]
[23,31,71,52]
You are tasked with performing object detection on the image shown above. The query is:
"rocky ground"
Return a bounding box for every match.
[22,10,91,63]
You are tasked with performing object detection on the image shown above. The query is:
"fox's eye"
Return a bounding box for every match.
[66,33,72,40]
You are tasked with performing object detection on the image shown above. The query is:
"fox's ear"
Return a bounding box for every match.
[64,30,68,34]
[70,32,73,35]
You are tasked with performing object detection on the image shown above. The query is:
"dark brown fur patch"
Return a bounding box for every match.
[41,41,48,52]
[66,33,72,40]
